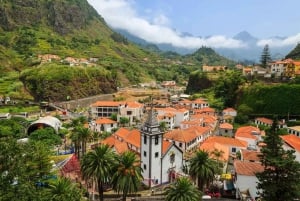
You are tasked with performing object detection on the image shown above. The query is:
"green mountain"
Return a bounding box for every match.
[285,43,300,60]
[183,46,236,66]
[0,0,235,102]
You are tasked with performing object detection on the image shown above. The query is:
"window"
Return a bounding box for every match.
[144,136,147,144]
[144,151,147,157]
[127,111,132,115]
[143,164,147,170]
[170,152,175,164]
[155,152,159,158]
[179,143,182,148]
[155,136,159,145]
[232,147,236,153]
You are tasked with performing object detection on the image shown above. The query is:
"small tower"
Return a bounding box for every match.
[140,103,164,187]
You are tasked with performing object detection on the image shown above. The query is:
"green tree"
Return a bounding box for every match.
[47,177,83,201]
[80,144,117,201]
[29,127,62,147]
[260,44,271,68]
[76,126,91,157]
[111,151,143,201]
[189,150,218,191]
[256,116,300,200]
[185,71,212,94]
[214,70,245,107]
[119,117,129,127]
[165,177,202,201]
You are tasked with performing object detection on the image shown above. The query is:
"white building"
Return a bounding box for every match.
[234,160,263,200]
[235,126,262,150]
[140,107,183,187]
[90,101,144,126]
[118,102,144,125]
[287,126,300,137]
[91,118,117,133]
[155,107,189,128]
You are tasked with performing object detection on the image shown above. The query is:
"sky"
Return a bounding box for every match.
[87,0,300,49]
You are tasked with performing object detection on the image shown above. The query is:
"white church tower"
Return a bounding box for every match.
[140,105,164,187]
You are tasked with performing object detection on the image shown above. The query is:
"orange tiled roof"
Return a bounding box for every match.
[164,129,197,143]
[234,160,264,176]
[281,134,300,152]
[203,136,248,148]
[192,98,208,104]
[194,107,215,113]
[101,135,117,147]
[155,107,177,113]
[162,140,172,154]
[91,101,120,107]
[219,123,233,130]
[240,149,260,162]
[200,142,229,161]
[164,113,176,117]
[114,140,129,154]
[95,118,117,124]
[125,129,141,148]
[255,117,273,125]
[185,126,210,136]
[125,102,144,108]
[235,126,261,139]
[223,107,236,112]
[115,127,131,139]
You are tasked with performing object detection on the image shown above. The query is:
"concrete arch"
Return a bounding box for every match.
[27,116,62,135]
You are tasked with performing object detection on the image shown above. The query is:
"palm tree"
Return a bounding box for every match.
[81,144,117,201]
[165,177,202,201]
[211,148,224,169]
[111,151,143,201]
[189,150,218,191]
[48,177,83,201]
[77,126,91,156]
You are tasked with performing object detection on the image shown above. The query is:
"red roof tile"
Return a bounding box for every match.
[95,118,117,124]
[234,160,264,176]
[281,134,300,152]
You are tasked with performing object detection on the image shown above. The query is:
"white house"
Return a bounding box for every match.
[219,123,234,137]
[269,59,289,77]
[157,113,175,130]
[90,101,144,126]
[222,108,237,117]
[234,160,264,200]
[92,118,117,133]
[118,102,144,125]
[155,107,189,128]
[235,126,262,150]
[178,98,209,110]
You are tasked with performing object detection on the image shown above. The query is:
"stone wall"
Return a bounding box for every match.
[55,94,114,110]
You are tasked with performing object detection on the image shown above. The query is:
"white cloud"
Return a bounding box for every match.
[257,33,300,47]
[87,0,246,49]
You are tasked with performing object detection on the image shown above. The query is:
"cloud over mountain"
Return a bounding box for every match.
[257,33,300,47]
[87,0,245,49]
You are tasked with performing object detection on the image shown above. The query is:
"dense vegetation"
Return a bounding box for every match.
[20,63,117,101]
[238,83,300,116]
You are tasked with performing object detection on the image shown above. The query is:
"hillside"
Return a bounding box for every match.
[0,0,235,102]
[285,43,300,59]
